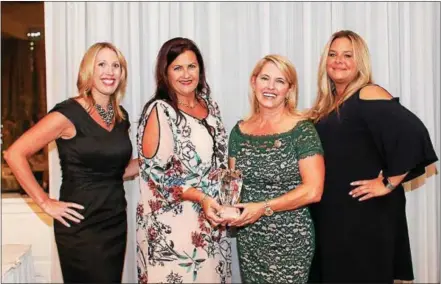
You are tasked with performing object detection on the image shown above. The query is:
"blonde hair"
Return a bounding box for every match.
[246,54,304,120]
[76,42,128,122]
[309,30,373,122]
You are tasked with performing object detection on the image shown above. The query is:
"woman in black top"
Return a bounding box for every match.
[307,30,438,283]
[4,42,139,283]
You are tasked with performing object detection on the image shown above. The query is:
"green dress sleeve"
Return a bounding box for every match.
[293,120,324,160]
[228,123,240,158]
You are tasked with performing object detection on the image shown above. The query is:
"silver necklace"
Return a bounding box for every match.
[177,99,199,109]
[94,102,114,126]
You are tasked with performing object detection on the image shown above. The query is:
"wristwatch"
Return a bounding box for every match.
[263,201,274,217]
[382,177,396,191]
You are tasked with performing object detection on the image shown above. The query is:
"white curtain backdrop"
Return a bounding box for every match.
[45,2,440,283]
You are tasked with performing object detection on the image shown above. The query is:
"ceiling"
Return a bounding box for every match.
[1,2,44,40]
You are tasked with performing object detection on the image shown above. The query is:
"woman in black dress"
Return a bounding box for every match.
[307,30,438,283]
[4,42,139,283]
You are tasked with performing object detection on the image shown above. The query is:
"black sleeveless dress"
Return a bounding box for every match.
[49,98,132,283]
[309,87,438,283]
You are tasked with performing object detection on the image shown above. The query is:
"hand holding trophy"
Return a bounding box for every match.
[217,168,243,222]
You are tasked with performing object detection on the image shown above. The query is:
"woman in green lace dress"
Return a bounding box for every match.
[227,55,325,283]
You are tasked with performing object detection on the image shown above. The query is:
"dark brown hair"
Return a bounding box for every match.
[139,37,211,125]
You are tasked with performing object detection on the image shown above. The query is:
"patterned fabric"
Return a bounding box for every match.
[136,95,232,283]
[229,120,324,283]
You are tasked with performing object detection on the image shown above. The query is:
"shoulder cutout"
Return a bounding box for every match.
[142,106,160,159]
[359,85,394,101]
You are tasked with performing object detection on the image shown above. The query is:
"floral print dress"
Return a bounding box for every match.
[136,95,232,284]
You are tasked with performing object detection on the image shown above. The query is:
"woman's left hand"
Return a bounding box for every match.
[200,196,225,227]
[349,171,393,201]
[228,202,265,227]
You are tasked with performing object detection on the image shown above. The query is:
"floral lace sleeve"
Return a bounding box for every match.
[293,120,324,160]
[228,123,240,158]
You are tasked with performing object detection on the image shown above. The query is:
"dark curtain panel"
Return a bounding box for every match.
[1,38,33,149]
[34,40,47,120]
[1,37,48,192]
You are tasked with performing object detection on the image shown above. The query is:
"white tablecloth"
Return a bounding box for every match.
[2,244,35,283]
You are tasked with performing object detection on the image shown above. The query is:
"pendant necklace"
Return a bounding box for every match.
[177,98,199,109]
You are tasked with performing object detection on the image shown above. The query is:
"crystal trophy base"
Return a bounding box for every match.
[218,205,241,221]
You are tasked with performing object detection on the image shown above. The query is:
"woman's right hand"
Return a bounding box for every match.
[200,196,224,227]
[40,199,85,227]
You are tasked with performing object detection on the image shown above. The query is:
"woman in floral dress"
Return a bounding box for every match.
[136,37,231,283]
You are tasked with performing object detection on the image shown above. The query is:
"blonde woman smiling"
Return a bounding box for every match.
[308,30,438,283]
[228,55,324,283]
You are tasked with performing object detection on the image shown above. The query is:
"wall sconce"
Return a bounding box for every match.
[26,28,42,52]
[27,28,43,40]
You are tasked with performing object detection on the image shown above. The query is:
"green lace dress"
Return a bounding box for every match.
[228,120,324,283]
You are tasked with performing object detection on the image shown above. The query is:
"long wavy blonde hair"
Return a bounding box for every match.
[76,42,128,122]
[309,30,373,122]
[246,54,304,120]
